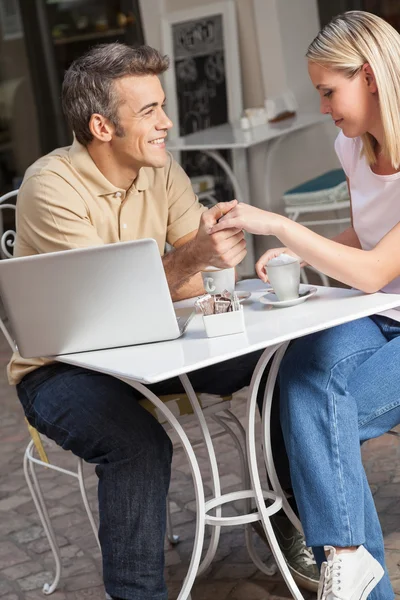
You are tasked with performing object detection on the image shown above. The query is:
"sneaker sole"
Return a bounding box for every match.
[289,565,319,593]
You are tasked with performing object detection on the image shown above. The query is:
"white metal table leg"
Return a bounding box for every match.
[246,343,305,600]
[118,377,206,600]
[179,374,222,575]
[212,412,277,577]
[261,342,302,531]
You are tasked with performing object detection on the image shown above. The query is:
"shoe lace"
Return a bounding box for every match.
[301,539,316,567]
[318,557,344,600]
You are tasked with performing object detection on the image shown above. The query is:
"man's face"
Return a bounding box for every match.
[111,75,173,170]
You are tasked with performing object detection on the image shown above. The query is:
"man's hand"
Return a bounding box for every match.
[162,200,246,300]
[210,202,282,236]
[193,200,247,269]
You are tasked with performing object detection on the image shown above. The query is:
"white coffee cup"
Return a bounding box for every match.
[266,255,300,301]
[201,266,235,295]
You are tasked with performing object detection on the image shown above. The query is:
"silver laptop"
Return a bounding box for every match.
[0,239,193,358]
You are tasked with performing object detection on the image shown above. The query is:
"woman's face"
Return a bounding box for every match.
[308,60,381,138]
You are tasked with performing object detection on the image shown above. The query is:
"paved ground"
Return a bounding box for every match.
[0,330,399,600]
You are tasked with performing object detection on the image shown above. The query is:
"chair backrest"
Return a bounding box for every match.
[0,190,17,259]
[0,190,18,351]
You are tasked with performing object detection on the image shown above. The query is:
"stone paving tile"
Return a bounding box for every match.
[1,561,44,582]
[0,327,399,600]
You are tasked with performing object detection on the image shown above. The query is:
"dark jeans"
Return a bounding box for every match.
[17,350,289,600]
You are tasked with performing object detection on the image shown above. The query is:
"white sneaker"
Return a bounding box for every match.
[317,545,384,600]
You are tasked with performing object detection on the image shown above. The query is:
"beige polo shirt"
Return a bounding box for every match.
[8,139,206,385]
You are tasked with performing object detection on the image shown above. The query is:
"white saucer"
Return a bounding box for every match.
[259,285,317,308]
[236,291,251,302]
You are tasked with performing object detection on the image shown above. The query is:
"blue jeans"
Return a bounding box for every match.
[279,314,400,600]
[17,350,282,600]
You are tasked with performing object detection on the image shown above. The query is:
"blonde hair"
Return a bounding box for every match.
[307,11,400,168]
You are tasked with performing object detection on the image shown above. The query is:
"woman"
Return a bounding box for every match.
[211,11,400,600]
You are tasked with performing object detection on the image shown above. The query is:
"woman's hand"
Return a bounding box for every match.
[210,203,282,236]
[256,247,304,282]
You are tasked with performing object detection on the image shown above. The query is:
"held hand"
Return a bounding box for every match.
[210,203,281,236]
[255,247,303,283]
[195,200,247,269]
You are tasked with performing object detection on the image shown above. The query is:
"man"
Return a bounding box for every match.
[11,44,318,598]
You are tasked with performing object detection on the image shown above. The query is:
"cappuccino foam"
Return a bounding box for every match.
[267,254,298,266]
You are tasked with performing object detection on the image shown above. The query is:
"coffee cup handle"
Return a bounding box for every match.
[204,277,216,293]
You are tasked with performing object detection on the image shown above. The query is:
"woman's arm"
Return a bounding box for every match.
[271,217,398,293]
[332,226,361,248]
[256,226,361,282]
[331,178,361,249]
[211,204,400,293]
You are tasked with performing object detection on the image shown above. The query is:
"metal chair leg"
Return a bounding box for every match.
[166,497,180,545]
[117,376,206,600]
[24,442,62,595]
[24,442,102,595]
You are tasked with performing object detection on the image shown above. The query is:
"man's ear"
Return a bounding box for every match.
[89,113,113,142]
[362,63,378,94]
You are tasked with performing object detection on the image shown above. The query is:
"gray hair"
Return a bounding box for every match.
[62,43,170,145]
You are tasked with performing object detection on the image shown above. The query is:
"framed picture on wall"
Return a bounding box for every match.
[161,0,243,140]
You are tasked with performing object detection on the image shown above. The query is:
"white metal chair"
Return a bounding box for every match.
[0,190,267,596]
[0,190,18,259]
[283,169,351,287]
[0,190,102,594]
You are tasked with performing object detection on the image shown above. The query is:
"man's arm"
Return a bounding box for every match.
[163,201,247,301]
[163,230,205,301]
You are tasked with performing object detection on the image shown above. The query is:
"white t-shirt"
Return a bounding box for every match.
[335,131,400,322]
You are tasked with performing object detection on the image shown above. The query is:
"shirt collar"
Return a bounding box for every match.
[69,138,149,196]
[133,168,149,192]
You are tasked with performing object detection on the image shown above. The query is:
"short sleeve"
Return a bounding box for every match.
[165,155,206,246]
[15,173,104,256]
[334,131,359,179]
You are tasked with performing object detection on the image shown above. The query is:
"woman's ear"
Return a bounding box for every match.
[362,63,378,94]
